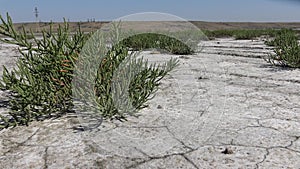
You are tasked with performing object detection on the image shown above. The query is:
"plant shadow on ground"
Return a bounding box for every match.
[0,100,9,108]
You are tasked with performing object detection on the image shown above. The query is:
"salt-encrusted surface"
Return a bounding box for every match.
[0,38,299,169]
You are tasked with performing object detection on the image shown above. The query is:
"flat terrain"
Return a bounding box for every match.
[6,21,300,34]
[0,37,299,168]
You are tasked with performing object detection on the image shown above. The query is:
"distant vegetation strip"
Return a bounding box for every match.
[203,29,300,40]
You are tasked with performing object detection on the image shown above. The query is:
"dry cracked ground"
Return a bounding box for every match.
[0,38,299,169]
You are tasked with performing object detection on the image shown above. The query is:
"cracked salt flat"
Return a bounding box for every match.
[0,38,299,168]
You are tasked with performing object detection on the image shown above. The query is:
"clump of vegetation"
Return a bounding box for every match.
[120,33,194,55]
[265,29,300,68]
[0,14,179,129]
[234,30,262,40]
[203,30,236,39]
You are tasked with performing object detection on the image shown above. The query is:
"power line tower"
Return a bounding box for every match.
[34,7,40,33]
[34,7,39,22]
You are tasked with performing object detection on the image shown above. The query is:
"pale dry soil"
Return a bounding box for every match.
[0,38,299,169]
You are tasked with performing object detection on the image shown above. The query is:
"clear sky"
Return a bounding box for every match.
[0,0,300,23]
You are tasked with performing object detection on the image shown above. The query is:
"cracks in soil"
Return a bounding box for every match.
[226,118,300,168]
[2,128,40,155]
[116,124,201,168]
[125,141,300,169]
[182,154,199,169]
[289,136,300,152]
[203,142,299,169]
[19,128,41,145]
[164,126,194,151]
[255,148,269,169]
[1,39,299,168]
[43,147,49,169]
[125,151,199,169]
[236,123,297,143]
[118,124,195,152]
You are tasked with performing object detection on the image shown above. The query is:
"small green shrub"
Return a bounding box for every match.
[265,29,300,68]
[0,14,179,129]
[120,33,194,55]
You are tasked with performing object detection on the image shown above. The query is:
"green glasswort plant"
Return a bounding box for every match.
[0,14,86,128]
[0,14,179,129]
[265,29,300,68]
[120,33,194,55]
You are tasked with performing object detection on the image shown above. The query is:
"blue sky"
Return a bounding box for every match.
[0,0,300,23]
